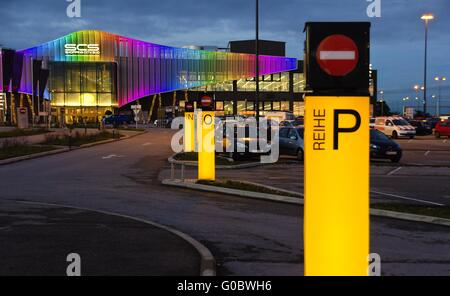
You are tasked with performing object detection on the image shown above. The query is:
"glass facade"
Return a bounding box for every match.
[237,73,291,92]
[48,62,116,123]
[293,73,305,93]
[193,70,305,117]
[48,62,116,108]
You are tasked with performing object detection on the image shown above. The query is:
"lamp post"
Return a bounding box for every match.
[413,84,424,112]
[379,90,384,116]
[255,0,260,124]
[254,0,262,151]
[421,13,434,114]
[434,76,447,117]
[402,96,410,116]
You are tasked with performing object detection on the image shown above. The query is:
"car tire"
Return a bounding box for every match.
[392,131,398,139]
[297,148,304,161]
[391,155,401,163]
[435,133,441,139]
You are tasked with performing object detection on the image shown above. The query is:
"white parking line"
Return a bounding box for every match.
[387,167,402,176]
[142,142,153,146]
[444,139,448,144]
[408,139,413,143]
[102,154,125,159]
[424,150,431,156]
[371,190,444,206]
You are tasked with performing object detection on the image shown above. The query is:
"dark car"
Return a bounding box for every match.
[370,129,402,163]
[408,120,432,136]
[279,127,304,161]
[425,117,441,129]
[103,114,135,126]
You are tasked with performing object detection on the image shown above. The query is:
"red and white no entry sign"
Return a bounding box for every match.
[201,95,213,107]
[316,34,359,77]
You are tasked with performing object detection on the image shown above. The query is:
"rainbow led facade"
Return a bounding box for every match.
[17,30,297,107]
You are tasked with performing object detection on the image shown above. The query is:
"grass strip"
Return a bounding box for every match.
[197,179,300,198]
[0,145,57,160]
[0,129,50,139]
[372,203,450,220]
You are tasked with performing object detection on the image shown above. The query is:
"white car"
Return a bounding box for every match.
[374,116,416,139]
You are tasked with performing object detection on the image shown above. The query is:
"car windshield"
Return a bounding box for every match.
[392,119,410,126]
[371,130,390,141]
[296,128,304,139]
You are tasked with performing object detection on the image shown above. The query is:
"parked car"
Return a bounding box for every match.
[374,116,416,139]
[219,118,267,160]
[425,117,441,129]
[369,118,376,129]
[103,114,135,125]
[370,129,402,163]
[408,120,432,136]
[266,111,295,123]
[434,120,450,139]
[293,116,304,127]
[279,127,304,161]
[280,120,294,127]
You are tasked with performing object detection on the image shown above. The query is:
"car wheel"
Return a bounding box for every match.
[297,148,304,161]
[435,132,441,139]
[391,155,401,163]
[392,131,398,139]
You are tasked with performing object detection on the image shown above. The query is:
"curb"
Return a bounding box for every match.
[162,179,450,228]
[0,131,146,166]
[0,147,70,166]
[168,154,298,170]
[162,179,303,205]
[370,208,450,227]
[16,200,216,276]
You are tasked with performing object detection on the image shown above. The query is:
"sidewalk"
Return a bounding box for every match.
[0,200,203,276]
[0,128,143,146]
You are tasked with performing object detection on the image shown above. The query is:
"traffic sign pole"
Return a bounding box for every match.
[304,96,370,276]
[303,22,371,276]
[197,94,215,181]
[184,102,195,152]
[198,111,215,181]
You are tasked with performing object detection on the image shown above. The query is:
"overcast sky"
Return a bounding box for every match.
[1,0,449,112]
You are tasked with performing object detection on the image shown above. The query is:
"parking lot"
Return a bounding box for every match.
[161,134,450,206]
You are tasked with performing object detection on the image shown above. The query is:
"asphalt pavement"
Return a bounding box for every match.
[0,129,449,275]
[0,200,200,276]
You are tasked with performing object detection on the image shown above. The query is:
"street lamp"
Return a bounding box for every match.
[255,0,260,124]
[379,90,385,115]
[421,13,434,114]
[434,76,447,116]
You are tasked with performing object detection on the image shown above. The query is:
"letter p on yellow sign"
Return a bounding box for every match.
[304,96,370,276]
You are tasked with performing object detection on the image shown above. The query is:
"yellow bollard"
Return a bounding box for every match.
[198,110,215,181]
[304,96,370,276]
[184,102,195,152]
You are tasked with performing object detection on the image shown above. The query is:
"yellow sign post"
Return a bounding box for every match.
[198,111,215,181]
[304,96,370,276]
[184,104,195,152]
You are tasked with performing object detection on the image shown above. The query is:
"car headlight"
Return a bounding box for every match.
[370,144,380,150]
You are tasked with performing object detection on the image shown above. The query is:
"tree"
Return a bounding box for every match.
[374,100,392,116]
